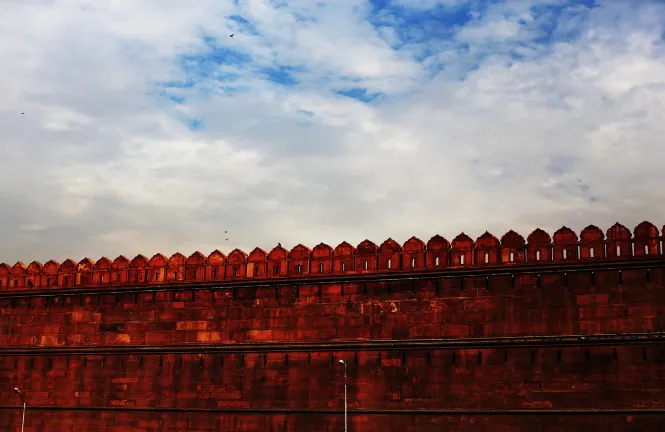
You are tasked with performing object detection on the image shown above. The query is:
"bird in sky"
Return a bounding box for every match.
[226,238,229,241]
[230,34,234,38]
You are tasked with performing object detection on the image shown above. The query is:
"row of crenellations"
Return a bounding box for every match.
[1,221,663,290]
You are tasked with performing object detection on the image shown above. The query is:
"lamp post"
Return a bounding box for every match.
[338,360,347,432]
[12,388,25,432]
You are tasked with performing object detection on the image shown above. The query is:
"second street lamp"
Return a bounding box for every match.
[13,387,26,432]
[338,360,347,432]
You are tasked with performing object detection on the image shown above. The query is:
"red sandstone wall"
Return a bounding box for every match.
[0,222,662,291]
[2,267,665,430]
[2,345,665,430]
[1,267,664,348]
[2,411,663,432]
[2,221,665,431]
[3,346,665,411]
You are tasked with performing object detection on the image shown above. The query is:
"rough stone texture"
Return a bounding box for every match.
[1,270,665,347]
[2,411,663,432]
[1,221,665,430]
[2,346,665,411]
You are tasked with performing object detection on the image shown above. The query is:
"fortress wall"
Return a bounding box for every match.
[1,345,665,431]
[3,346,665,410]
[1,410,663,432]
[2,221,665,431]
[1,267,664,348]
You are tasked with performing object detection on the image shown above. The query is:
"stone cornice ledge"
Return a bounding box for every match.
[2,332,665,356]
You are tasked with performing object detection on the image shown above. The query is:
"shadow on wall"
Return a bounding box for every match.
[0,221,662,290]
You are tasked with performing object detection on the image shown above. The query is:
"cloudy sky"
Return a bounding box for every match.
[1,0,664,264]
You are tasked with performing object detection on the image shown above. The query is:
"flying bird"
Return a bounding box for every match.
[226,238,229,241]
[230,34,234,38]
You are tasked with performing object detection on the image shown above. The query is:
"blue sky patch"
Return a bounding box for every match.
[181,34,253,76]
[228,14,259,35]
[530,1,598,46]
[167,95,185,104]
[259,66,302,86]
[161,79,195,89]
[187,118,205,131]
[160,0,623,131]
[368,0,475,49]
[336,88,382,103]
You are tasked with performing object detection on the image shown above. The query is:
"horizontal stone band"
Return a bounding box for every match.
[2,332,665,356]
[0,406,664,415]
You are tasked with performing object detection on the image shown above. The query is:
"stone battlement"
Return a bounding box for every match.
[1,222,662,290]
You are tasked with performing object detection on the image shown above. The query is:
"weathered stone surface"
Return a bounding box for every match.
[1,221,665,430]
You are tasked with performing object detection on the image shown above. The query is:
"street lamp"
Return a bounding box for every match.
[13,387,26,432]
[338,360,347,432]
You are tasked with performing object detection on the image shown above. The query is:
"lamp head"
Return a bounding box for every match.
[13,388,20,395]
[338,360,345,364]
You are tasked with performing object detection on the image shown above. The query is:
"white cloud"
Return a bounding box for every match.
[0,0,665,264]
